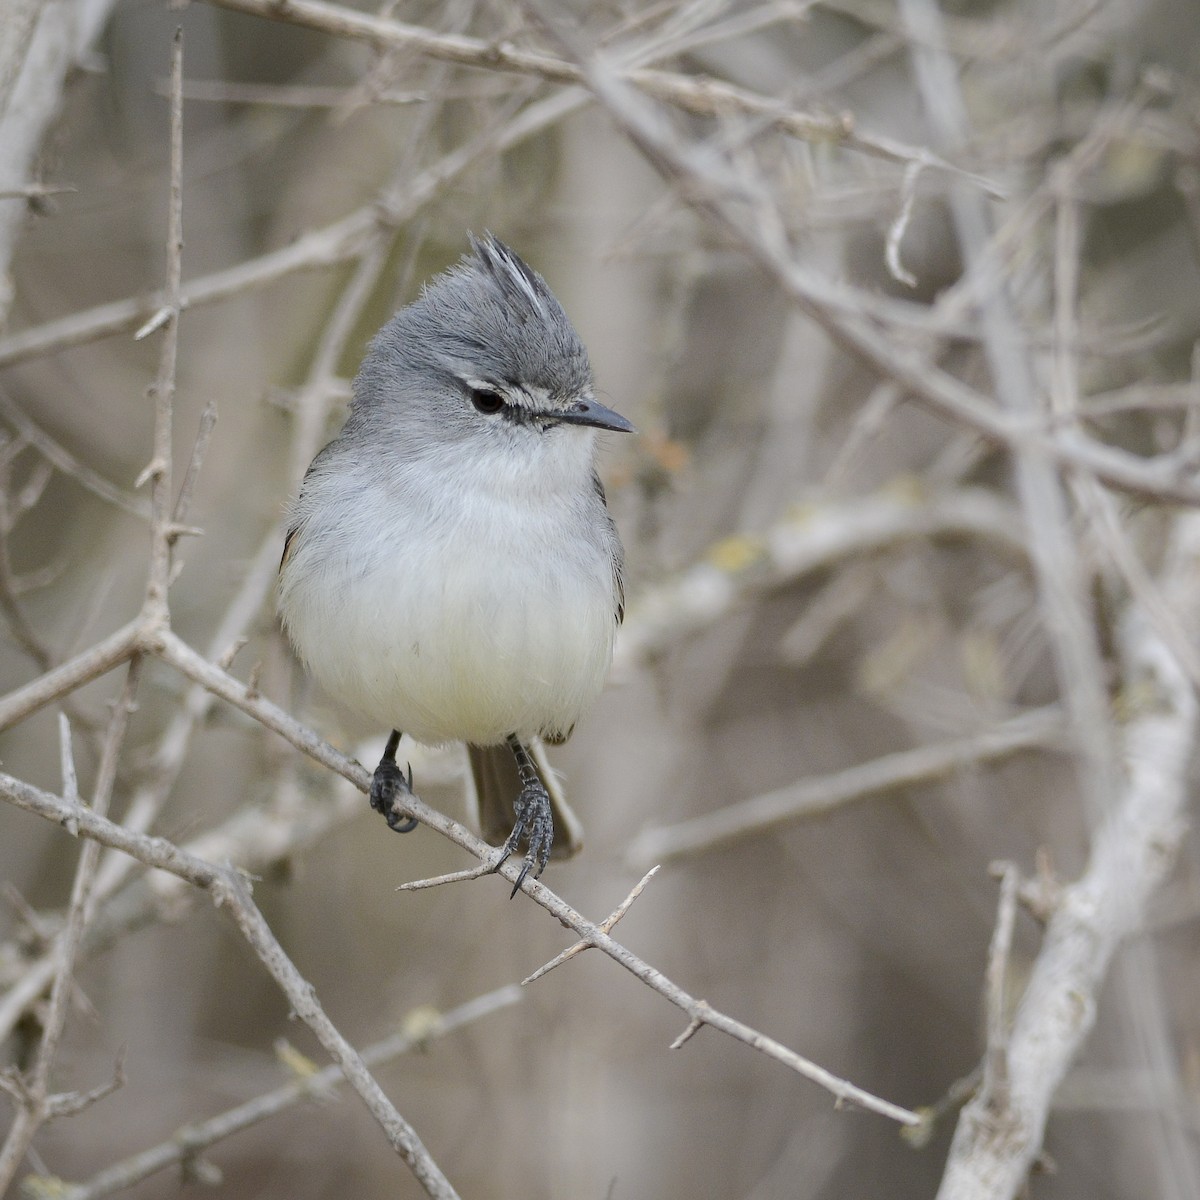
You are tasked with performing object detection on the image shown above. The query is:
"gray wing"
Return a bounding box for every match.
[592,471,625,625]
[279,441,338,571]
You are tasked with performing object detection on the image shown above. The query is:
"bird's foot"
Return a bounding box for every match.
[496,782,554,898]
[370,731,417,833]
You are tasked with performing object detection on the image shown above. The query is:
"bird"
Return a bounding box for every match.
[277,234,633,894]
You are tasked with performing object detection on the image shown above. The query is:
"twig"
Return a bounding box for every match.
[1,772,461,1200]
[614,486,1027,676]
[628,708,1064,867]
[981,863,1020,1110]
[885,159,923,287]
[0,183,76,200]
[0,665,141,1193]
[522,867,660,984]
[399,860,500,891]
[167,78,429,107]
[56,985,523,1200]
[139,28,185,628]
[172,396,217,527]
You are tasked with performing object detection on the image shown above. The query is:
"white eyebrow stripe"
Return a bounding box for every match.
[462,378,542,412]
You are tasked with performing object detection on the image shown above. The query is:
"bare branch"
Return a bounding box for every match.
[522,867,660,984]
[935,512,1200,1199]
[628,708,1064,867]
[0,661,141,1194]
[614,486,1027,675]
[139,28,185,627]
[57,986,522,1200]
[202,0,906,163]
[5,631,922,1128]
[0,771,461,1200]
[0,619,140,732]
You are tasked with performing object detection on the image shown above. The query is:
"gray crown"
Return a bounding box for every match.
[357,234,593,411]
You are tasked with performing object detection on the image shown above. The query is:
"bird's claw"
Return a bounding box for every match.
[370,756,417,833]
[496,782,554,897]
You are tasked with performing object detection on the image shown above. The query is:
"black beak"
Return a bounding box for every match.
[553,397,636,434]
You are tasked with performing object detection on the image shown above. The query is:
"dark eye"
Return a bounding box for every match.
[469,387,505,414]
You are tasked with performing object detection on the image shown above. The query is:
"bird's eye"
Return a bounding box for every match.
[469,387,505,414]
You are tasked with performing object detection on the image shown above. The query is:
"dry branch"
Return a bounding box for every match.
[936,512,1200,1199]
[2,618,921,1129]
[1,769,462,1199]
[54,985,523,1200]
[203,0,926,163]
[614,485,1027,675]
[0,667,140,1192]
[628,707,1064,866]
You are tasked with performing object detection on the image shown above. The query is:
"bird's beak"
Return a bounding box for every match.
[553,397,637,434]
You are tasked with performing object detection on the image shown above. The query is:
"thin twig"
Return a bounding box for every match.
[1,771,461,1200]
[981,863,1020,1110]
[0,663,141,1193]
[628,708,1064,867]
[139,28,185,627]
[56,985,522,1200]
[522,867,660,984]
[885,159,923,287]
[172,396,217,527]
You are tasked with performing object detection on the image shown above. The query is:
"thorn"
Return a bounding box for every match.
[134,307,173,340]
[670,1015,705,1049]
[216,636,249,670]
[134,456,167,488]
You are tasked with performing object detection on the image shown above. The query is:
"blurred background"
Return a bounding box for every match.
[2,0,1200,1196]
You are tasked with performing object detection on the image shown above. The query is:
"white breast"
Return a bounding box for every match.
[278,433,618,747]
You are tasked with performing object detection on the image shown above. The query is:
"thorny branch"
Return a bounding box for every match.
[0,768,462,1200]
[628,706,1065,867]
[0,668,141,1193]
[0,737,919,1134]
[52,986,523,1200]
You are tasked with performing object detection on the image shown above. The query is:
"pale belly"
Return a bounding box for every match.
[280,491,618,746]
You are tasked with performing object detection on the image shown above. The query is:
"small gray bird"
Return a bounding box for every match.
[277,235,632,893]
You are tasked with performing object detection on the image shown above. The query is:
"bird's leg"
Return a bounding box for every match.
[370,729,418,833]
[495,734,554,896]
